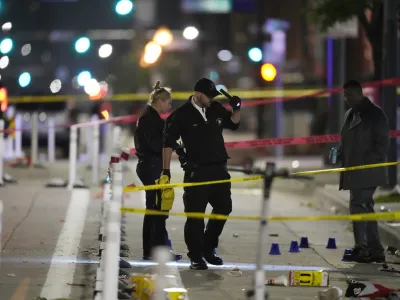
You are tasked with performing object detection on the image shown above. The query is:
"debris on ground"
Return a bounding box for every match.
[269,233,279,237]
[227,267,242,277]
[232,233,239,237]
[6,273,16,277]
[266,275,288,286]
[314,286,342,300]
[67,282,86,287]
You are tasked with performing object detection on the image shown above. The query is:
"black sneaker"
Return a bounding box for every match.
[203,250,224,265]
[342,247,362,262]
[189,257,208,270]
[355,253,386,264]
[143,250,183,261]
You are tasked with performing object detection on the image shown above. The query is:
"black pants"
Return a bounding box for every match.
[183,164,232,259]
[349,187,384,255]
[136,159,169,257]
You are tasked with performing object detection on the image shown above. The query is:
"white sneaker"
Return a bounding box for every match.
[317,286,343,300]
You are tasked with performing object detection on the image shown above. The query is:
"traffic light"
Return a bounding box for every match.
[248,47,262,62]
[75,37,91,53]
[0,38,13,54]
[261,63,277,82]
[115,0,134,15]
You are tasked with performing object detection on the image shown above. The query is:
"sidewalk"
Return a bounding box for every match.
[121,172,400,300]
[315,184,400,250]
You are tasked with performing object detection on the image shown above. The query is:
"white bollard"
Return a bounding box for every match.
[31,112,39,167]
[105,120,113,160]
[4,135,13,160]
[0,120,4,185]
[0,200,3,253]
[153,247,173,300]
[14,114,23,159]
[67,125,78,190]
[92,122,100,185]
[112,126,121,154]
[102,161,122,300]
[47,118,55,163]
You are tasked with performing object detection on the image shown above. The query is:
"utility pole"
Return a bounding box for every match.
[382,0,399,187]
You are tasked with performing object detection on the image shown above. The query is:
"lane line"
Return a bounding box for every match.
[40,189,90,299]
[139,190,188,293]
[10,278,31,300]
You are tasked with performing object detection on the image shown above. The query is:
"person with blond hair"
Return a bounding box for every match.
[134,81,182,261]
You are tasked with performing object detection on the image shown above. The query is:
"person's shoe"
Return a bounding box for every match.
[342,247,362,262]
[355,253,386,263]
[203,249,224,265]
[143,250,182,261]
[170,250,183,261]
[316,286,343,300]
[189,257,208,270]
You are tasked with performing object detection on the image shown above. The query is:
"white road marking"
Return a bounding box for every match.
[40,189,90,298]
[139,190,188,295]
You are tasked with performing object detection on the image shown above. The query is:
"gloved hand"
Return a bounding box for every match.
[155,174,175,211]
[161,169,171,179]
[229,95,242,111]
[175,145,189,171]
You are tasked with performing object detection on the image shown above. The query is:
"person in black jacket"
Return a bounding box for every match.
[331,80,389,263]
[134,81,182,261]
[161,78,241,270]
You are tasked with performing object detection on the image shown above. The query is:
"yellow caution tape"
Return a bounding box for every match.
[123,176,264,192]
[10,87,400,103]
[120,207,400,222]
[122,162,399,193]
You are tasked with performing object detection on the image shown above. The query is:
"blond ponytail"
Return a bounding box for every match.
[148,80,171,104]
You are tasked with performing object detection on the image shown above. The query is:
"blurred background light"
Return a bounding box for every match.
[75,37,91,53]
[18,72,31,88]
[115,0,134,15]
[98,44,113,58]
[217,50,233,62]
[0,38,13,54]
[183,26,199,40]
[0,56,9,69]
[248,47,262,62]
[77,70,92,86]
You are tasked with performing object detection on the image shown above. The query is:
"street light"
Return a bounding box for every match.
[77,70,92,86]
[143,41,162,64]
[115,0,134,15]
[99,44,113,58]
[248,47,262,62]
[153,27,173,46]
[18,72,31,88]
[183,26,199,40]
[260,63,277,82]
[74,37,90,53]
[0,38,13,54]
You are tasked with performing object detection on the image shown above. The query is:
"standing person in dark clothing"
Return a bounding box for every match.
[161,78,241,270]
[331,80,389,263]
[134,81,182,261]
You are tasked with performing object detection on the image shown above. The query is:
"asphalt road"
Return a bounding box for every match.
[0,161,399,300]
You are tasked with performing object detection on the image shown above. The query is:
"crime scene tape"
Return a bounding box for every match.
[129,130,400,155]
[122,161,400,193]
[120,207,400,222]
[7,78,400,103]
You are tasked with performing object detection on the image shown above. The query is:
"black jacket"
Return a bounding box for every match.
[134,105,164,160]
[339,98,389,190]
[163,97,240,166]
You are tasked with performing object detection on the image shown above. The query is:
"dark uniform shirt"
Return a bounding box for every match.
[163,97,240,166]
[134,105,164,160]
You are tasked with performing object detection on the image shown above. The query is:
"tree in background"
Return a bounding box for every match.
[307,0,384,80]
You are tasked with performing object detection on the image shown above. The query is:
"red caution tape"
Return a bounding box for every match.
[128,130,400,155]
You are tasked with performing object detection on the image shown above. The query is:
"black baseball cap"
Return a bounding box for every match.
[194,78,221,98]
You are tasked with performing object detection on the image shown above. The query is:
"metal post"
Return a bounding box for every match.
[253,162,274,300]
[30,112,39,167]
[106,117,113,159]
[67,125,78,190]
[0,120,4,186]
[92,123,100,185]
[103,161,122,300]
[14,114,23,158]
[48,118,55,163]
[256,0,266,139]
[382,0,399,186]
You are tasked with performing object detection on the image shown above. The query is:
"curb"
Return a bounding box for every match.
[315,187,400,249]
